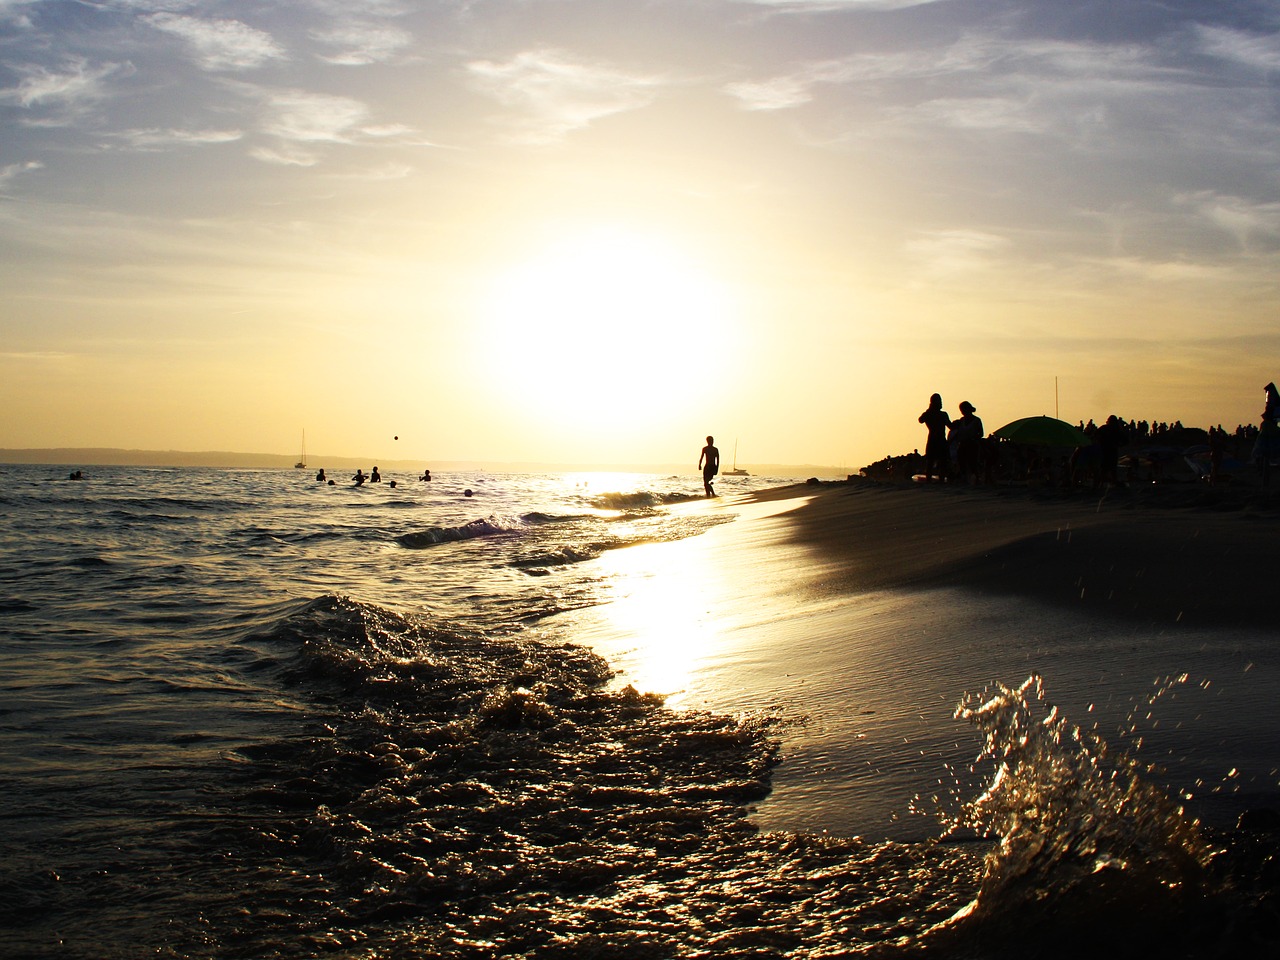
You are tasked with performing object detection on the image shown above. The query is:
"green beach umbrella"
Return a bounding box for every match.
[992,416,1091,448]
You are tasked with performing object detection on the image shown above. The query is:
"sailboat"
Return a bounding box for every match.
[724,439,749,476]
[294,430,307,469]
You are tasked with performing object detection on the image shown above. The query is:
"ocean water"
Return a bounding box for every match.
[1,465,1277,959]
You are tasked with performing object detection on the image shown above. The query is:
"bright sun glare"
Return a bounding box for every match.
[480,227,734,427]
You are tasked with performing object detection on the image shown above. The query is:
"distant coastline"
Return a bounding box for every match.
[0,448,847,478]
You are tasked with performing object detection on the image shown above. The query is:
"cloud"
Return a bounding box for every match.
[1196,25,1280,72]
[731,0,947,9]
[1178,191,1280,253]
[254,87,371,142]
[467,50,666,143]
[0,58,124,116]
[904,229,1010,275]
[724,76,814,111]
[311,21,414,65]
[0,0,40,29]
[0,160,42,196]
[0,350,74,362]
[724,34,1165,117]
[109,128,243,151]
[248,145,321,166]
[327,161,414,181]
[145,13,286,71]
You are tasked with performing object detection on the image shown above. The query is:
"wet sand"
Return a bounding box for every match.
[560,477,1280,839]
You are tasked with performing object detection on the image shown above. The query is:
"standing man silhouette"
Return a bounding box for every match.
[699,435,720,497]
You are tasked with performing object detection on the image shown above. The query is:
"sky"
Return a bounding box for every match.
[2,0,1279,470]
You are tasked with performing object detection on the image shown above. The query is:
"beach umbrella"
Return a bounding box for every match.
[992,416,1091,448]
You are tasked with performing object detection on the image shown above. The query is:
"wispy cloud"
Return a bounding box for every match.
[0,350,74,362]
[145,13,286,72]
[0,160,42,196]
[108,128,243,151]
[467,50,666,143]
[731,0,948,9]
[311,21,414,66]
[263,89,369,141]
[247,145,321,167]
[904,229,1010,275]
[1178,191,1280,254]
[1196,25,1280,71]
[0,58,126,120]
[0,0,40,29]
[226,84,373,164]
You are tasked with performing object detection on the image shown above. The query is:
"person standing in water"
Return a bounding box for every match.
[918,393,952,482]
[699,435,720,497]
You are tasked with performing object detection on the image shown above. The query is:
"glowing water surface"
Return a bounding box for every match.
[557,495,1280,840]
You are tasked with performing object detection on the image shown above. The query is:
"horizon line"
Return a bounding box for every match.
[0,447,851,477]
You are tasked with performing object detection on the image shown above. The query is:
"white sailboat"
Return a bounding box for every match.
[724,439,749,476]
[294,430,306,469]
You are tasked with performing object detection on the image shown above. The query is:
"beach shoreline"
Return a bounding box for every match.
[744,476,1280,631]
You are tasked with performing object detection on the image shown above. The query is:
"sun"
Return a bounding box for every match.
[478,225,735,428]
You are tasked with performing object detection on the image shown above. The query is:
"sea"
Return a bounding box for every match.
[2,464,1278,959]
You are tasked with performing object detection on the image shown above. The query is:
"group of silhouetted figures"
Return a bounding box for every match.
[861,383,1280,489]
[312,466,432,487]
[917,393,987,484]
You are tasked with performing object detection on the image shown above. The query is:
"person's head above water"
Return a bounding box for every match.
[929,393,942,407]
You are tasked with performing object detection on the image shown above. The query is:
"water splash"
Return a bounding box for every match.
[925,675,1217,956]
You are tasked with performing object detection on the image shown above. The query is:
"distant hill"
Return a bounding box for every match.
[0,448,847,478]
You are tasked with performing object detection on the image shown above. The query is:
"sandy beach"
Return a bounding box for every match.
[770,478,1280,630]
[557,477,1280,840]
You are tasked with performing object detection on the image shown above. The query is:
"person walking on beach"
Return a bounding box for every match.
[918,394,952,482]
[699,435,720,497]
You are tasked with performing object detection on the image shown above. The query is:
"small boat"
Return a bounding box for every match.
[724,440,749,476]
[294,430,307,469]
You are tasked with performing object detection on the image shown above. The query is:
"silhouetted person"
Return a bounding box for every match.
[315,468,326,482]
[353,469,366,486]
[699,435,720,497]
[1096,415,1128,486]
[918,393,952,482]
[370,466,381,483]
[950,401,983,483]
[420,469,432,481]
[1255,382,1280,486]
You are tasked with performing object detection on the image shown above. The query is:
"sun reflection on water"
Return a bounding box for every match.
[589,536,723,705]
[576,497,813,708]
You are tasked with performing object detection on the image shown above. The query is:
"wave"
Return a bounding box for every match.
[395,517,515,548]
[22,592,1277,959]
[508,544,603,572]
[590,489,703,511]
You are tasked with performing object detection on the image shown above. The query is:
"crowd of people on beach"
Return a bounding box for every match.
[860,384,1280,490]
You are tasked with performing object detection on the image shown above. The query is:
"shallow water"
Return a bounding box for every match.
[2,465,1278,958]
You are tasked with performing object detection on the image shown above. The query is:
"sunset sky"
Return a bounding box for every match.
[3,0,1278,470]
